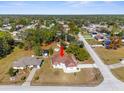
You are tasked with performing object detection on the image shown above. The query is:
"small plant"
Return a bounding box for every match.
[21,76,26,80]
[18,42,24,49]
[8,67,19,77]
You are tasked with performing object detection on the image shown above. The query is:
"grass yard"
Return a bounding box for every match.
[0,47,34,85]
[31,57,103,86]
[111,67,124,82]
[81,31,93,38]
[83,34,93,39]
[94,47,124,65]
[78,57,94,64]
[86,39,102,45]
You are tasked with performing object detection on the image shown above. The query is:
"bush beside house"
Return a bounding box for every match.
[66,44,89,61]
[8,67,19,77]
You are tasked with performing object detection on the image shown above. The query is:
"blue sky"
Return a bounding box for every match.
[0,1,124,14]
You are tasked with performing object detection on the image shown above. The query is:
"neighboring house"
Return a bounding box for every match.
[51,53,80,73]
[26,25,35,29]
[40,25,50,29]
[12,57,42,70]
[95,33,104,42]
[58,21,64,25]
[11,31,22,41]
[15,25,24,31]
[49,23,55,28]
[63,24,70,33]
[41,23,54,29]
[2,24,12,30]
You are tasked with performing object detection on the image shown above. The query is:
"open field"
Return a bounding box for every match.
[31,57,103,86]
[94,47,124,65]
[111,67,124,82]
[0,47,34,85]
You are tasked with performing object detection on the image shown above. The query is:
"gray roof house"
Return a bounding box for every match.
[12,57,42,69]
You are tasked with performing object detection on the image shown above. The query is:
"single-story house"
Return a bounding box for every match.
[2,24,12,30]
[15,25,24,31]
[12,57,42,70]
[51,53,80,73]
[95,33,104,42]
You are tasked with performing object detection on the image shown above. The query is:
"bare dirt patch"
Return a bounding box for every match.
[94,47,124,65]
[111,67,124,82]
[31,58,103,86]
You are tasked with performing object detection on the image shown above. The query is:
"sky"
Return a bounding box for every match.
[0,1,124,15]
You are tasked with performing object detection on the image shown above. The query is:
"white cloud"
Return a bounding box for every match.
[65,1,117,8]
[65,1,90,7]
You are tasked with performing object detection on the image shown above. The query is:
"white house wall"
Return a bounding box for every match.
[13,67,24,70]
[52,64,80,73]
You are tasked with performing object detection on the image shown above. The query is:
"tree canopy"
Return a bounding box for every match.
[66,44,89,61]
[0,31,15,58]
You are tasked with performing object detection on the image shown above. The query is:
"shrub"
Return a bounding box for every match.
[0,31,15,58]
[8,68,19,77]
[18,42,24,49]
[60,41,67,49]
[76,48,89,61]
[21,76,26,80]
[33,45,42,56]
[66,44,89,61]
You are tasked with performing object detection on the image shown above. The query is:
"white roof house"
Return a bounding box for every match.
[12,57,42,69]
[2,24,12,30]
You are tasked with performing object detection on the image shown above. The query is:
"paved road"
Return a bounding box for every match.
[22,68,38,86]
[108,62,124,69]
[78,32,124,90]
[0,32,124,90]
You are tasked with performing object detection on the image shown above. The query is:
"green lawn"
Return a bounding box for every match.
[83,35,93,39]
[0,47,33,85]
